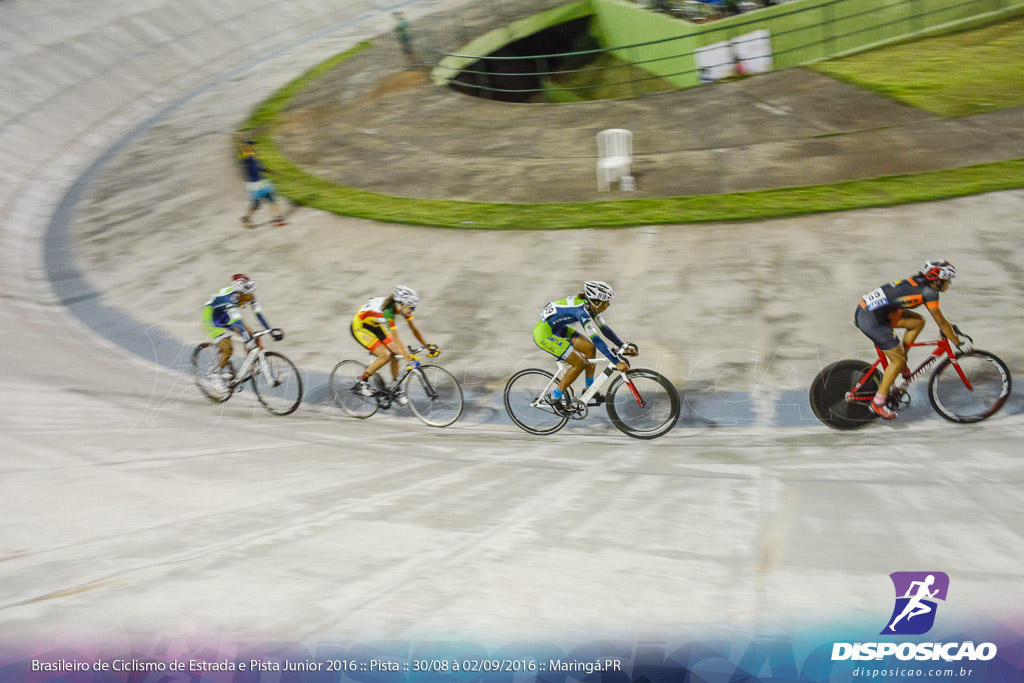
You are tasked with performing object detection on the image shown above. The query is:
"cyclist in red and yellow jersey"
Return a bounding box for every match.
[854,260,964,419]
[350,285,439,403]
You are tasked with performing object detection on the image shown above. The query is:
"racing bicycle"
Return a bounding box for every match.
[330,345,464,427]
[191,328,304,415]
[809,326,1011,430]
[503,351,680,439]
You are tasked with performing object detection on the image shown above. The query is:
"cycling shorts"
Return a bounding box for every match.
[854,305,900,351]
[352,318,393,352]
[202,305,232,342]
[533,320,581,360]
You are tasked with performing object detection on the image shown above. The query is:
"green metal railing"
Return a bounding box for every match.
[429,0,1023,100]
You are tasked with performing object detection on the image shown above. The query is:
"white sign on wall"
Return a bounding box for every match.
[695,29,774,82]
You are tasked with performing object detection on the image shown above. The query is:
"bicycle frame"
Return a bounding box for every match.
[230,331,277,387]
[370,344,435,400]
[846,336,973,404]
[532,356,645,409]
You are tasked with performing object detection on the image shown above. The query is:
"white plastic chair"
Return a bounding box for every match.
[596,129,633,191]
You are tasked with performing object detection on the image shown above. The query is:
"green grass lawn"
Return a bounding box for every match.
[812,16,1024,117]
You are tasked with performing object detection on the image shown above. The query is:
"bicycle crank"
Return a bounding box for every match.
[567,399,588,421]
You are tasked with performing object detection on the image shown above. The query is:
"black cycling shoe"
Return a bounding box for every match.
[587,391,606,407]
[543,394,570,416]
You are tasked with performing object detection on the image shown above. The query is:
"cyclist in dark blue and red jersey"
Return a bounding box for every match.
[236,136,286,228]
[202,274,282,389]
[533,280,637,414]
[854,260,965,419]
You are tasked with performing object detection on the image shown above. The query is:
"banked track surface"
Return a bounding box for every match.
[1,0,1023,648]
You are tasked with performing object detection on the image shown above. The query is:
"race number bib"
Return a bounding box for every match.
[541,302,557,320]
[863,287,888,311]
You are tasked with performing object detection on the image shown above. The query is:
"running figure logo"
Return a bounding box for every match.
[881,572,949,635]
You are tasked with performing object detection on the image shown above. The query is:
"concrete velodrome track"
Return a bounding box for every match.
[1,0,1023,652]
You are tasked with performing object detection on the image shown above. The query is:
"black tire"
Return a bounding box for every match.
[191,342,236,403]
[928,350,1011,423]
[809,359,881,430]
[405,365,464,427]
[503,368,569,435]
[252,351,303,415]
[605,369,680,439]
[330,360,383,418]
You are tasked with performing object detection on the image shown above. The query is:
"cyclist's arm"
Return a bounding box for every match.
[223,306,253,341]
[383,316,415,362]
[582,317,619,364]
[593,312,625,349]
[250,298,271,330]
[926,303,961,346]
[404,317,429,348]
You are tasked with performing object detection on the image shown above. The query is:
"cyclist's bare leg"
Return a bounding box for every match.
[571,336,597,384]
[217,337,234,369]
[558,349,588,393]
[877,344,908,397]
[362,345,394,379]
[895,311,925,348]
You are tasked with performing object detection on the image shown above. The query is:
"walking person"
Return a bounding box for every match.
[393,12,419,69]
[234,134,287,228]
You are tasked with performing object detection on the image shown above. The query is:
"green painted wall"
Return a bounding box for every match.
[436,0,1024,91]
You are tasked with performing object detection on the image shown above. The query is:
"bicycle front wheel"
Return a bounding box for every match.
[252,351,303,415]
[605,369,680,439]
[330,360,380,418]
[928,351,1011,423]
[503,368,568,435]
[405,365,464,427]
[809,359,880,430]
[191,343,235,403]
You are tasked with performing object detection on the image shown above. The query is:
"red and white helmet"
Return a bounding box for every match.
[232,273,257,294]
[921,260,956,282]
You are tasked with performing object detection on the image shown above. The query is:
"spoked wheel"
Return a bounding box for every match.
[605,369,680,439]
[809,359,881,430]
[252,351,303,415]
[929,351,1011,423]
[503,368,569,435]
[330,360,383,418]
[191,342,236,403]
[404,365,464,427]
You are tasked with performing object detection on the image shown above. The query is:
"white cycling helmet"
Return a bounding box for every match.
[232,273,257,294]
[393,285,419,307]
[583,280,615,303]
[921,260,956,282]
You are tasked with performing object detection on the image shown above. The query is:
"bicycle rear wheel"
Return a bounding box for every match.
[252,351,303,415]
[605,369,680,439]
[404,365,464,427]
[809,359,880,430]
[191,343,236,403]
[330,360,382,418]
[503,368,568,435]
[928,351,1011,423]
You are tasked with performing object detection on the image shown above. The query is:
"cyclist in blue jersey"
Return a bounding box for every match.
[533,280,637,414]
[854,259,965,419]
[202,274,282,388]
[235,135,286,228]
